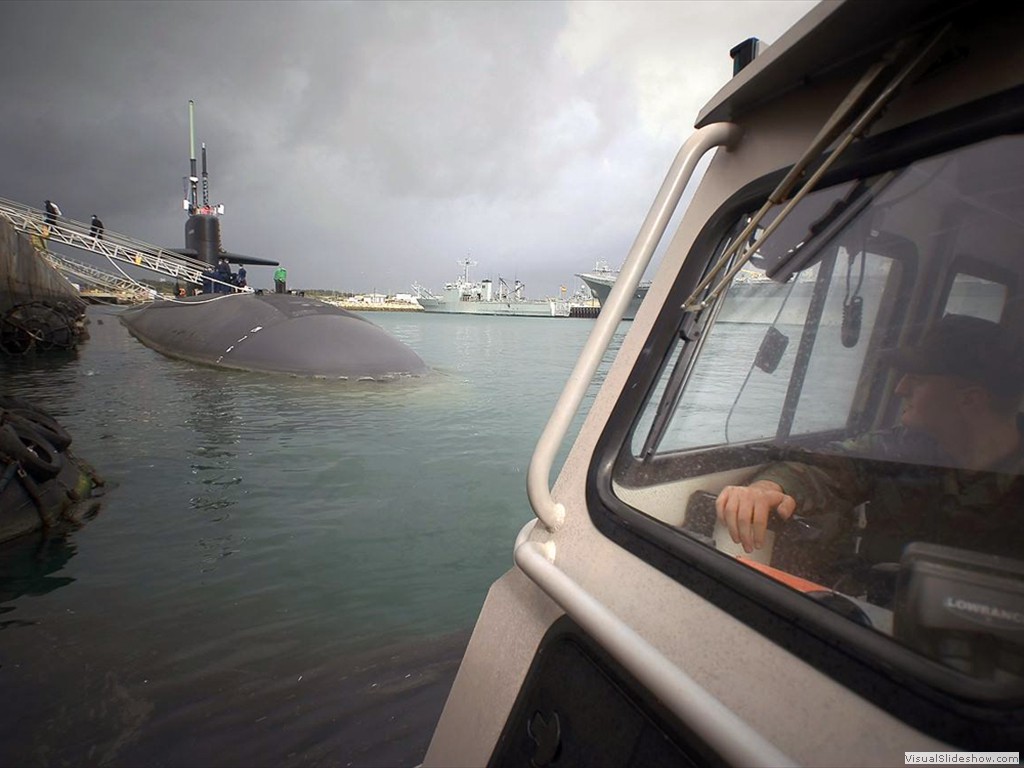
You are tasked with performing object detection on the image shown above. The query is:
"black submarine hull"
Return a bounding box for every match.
[120,293,427,379]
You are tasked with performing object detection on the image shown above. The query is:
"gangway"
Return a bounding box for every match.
[0,196,246,294]
[38,250,153,301]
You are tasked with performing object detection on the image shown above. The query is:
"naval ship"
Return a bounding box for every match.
[412,259,570,317]
[0,114,427,381]
[575,261,651,321]
[576,260,797,321]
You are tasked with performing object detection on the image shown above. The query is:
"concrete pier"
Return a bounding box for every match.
[0,217,88,352]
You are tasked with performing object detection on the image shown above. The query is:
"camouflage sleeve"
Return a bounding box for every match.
[754,434,878,516]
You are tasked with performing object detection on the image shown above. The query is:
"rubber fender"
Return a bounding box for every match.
[3,408,72,451]
[0,422,62,480]
[0,395,39,410]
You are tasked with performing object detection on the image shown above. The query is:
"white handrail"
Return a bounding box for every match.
[0,197,248,293]
[526,122,742,531]
[515,539,798,768]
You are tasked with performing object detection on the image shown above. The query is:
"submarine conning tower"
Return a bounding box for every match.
[179,100,278,269]
[185,212,223,267]
[181,204,277,269]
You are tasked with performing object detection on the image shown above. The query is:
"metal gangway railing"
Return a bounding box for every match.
[0,196,245,293]
[38,250,153,301]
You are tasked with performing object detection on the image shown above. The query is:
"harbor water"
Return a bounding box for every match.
[0,306,622,768]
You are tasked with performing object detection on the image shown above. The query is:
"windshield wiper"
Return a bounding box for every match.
[682,23,952,313]
[767,171,897,283]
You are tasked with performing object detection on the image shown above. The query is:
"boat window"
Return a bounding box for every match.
[633,248,903,455]
[611,133,1024,694]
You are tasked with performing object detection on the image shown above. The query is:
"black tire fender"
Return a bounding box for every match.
[0,422,62,480]
[4,408,72,451]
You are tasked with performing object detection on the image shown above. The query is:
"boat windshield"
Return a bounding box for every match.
[613,132,1024,688]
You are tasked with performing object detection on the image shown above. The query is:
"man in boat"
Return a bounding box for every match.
[715,314,1024,573]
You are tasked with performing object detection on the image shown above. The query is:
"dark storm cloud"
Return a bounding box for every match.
[0,0,817,294]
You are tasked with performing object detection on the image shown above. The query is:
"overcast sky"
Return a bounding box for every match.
[1,0,818,296]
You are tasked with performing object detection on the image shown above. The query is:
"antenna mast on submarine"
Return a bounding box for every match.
[186,100,199,215]
[183,101,223,216]
[202,143,209,208]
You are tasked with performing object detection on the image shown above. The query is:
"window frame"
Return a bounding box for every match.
[585,87,1024,746]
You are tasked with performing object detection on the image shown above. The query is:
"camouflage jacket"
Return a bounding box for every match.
[756,427,1024,563]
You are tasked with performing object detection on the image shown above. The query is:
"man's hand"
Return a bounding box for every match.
[715,480,797,553]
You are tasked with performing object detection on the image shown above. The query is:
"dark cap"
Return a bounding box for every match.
[885,314,1024,397]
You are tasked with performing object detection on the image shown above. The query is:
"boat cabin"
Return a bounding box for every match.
[426,0,1024,764]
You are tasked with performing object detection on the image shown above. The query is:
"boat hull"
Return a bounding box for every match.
[120,293,428,379]
[576,273,647,320]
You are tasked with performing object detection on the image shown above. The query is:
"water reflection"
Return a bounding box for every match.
[163,368,244,520]
[0,350,82,417]
[183,375,242,453]
[0,532,77,621]
[0,308,604,766]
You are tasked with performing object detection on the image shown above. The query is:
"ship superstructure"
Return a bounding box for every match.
[413,259,570,317]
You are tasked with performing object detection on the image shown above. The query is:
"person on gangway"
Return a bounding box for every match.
[215,257,233,293]
[44,199,61,226]
[90,215,104,240]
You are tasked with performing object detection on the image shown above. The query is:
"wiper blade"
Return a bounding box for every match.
[767,171,896,283]
[682,23,952,313]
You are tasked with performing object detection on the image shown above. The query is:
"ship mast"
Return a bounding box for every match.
[186,100,198,215]
[458,257,477,284]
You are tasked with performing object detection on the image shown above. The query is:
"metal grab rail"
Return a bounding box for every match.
[514,538,798,768]
[0,196,247,293]
[38,251,152,299]
[526,122,742,531]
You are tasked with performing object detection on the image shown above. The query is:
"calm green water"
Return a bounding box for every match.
[0,306,622,767]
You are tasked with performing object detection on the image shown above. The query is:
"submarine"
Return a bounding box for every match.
[120,102,427,380]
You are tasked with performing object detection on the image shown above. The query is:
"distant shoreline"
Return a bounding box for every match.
[318,297,423,312]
